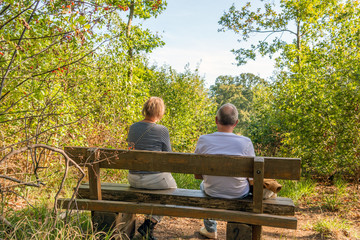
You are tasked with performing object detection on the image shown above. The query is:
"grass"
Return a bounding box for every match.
[313,217,351,239]
[321,195,342,212]
[172,173,202,189]
[320,177,349,212]
[0,205,111,240]
[278,178,316,204]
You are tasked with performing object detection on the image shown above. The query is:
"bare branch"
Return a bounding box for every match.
[0,114,89,152]
[0,0,40,98]
[0,175,40,187]
[2,189,36,209]
[0,3,35,30]
[1,31,72,42]
[240,29,297,36]
[0,4,11,16]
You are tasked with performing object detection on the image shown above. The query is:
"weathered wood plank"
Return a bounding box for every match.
[58,198,297,229]
[65,147,301,180]
[253,157,264,214]
[77,183,296,216]
[88,163,102,200]
[227,222,252,240]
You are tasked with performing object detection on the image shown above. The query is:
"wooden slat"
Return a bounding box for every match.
[65,147,301,180]
[87,149,102,200]
[57,198,297,229]
[77,183,296,216]
[253,157,264,213]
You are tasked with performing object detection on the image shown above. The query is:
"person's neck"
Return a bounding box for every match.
[142,117,157,123]
[217,124,235,133]
[217,128,234,133]
[215,117,237,133]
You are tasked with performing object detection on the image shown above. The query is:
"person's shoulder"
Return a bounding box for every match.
[198,132,214,139]
[234,135,253,142]
[236,135,252,140]
[153,124,169,133]
[154,124,168,130]
[197,132,218,142]
[129,122,140,130]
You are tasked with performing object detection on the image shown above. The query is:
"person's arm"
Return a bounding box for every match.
[246,139,256,157]
[161,127,172,152]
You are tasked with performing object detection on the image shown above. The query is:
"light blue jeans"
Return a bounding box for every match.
[200,181,249,233]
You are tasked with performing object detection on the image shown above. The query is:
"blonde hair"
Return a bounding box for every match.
[142,97,165,119]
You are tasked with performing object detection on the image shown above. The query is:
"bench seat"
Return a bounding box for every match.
[76,183,295,216]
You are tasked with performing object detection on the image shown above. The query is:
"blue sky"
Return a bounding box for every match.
[138,0,275,87]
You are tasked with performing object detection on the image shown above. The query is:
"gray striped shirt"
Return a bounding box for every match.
[127,121,171,174]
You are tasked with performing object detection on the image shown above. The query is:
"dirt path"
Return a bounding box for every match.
[132,185,360,240]
[132,214,357,240]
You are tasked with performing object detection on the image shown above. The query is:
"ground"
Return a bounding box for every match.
[132,184,360,240]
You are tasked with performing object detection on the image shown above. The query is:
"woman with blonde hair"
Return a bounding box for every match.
[127,97,177,240]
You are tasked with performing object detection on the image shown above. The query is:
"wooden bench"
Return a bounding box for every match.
[58,146,301,240]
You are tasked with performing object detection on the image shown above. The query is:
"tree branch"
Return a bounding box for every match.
[0,0,40,98]
[0,3,35,30]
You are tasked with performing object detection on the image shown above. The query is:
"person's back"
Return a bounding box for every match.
[195,132,254,199]
[128,121,170,174]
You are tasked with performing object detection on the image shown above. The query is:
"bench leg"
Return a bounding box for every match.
[91,211,135,239]
[252,225,262,240]
[226,222,252,240]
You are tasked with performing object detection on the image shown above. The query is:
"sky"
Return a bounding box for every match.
[138,0,276,87]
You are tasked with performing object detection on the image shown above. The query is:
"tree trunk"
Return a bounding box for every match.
[126,1,135,81]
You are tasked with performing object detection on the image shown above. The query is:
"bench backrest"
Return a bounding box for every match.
[65,146,301,213]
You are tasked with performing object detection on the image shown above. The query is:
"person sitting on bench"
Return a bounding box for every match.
[194,103,255,239]
[127,96,177,240]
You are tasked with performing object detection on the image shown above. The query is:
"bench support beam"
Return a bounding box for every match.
[58,198,297,229]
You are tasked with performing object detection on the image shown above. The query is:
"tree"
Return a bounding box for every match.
[219,0,336,70]
[210,73,265,134]
[0,0,168,224]
[146,64,217,152]
[219,0,360,179]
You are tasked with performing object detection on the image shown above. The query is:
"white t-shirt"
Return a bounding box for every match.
[195,132,255,199]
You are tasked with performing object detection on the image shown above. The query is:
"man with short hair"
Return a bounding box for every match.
[195,103,255,239]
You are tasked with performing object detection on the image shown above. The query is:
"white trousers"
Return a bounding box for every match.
[128,172,177,189]
[128,172,177,222]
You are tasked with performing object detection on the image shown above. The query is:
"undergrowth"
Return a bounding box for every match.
[278,178,316,204]
[0,205,116,240]
[313,217,351,239]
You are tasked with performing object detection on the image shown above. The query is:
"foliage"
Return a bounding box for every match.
[209,73,265,134]
[278,178,315,205]
[321,194,342,212]
[219,0,360,178]
[146,65,217,152]
[274,0,360,177]
[0,0,217,229]
[172,173,202,190]
[0,205,113,239]
[0,0,167,152]
[313,217,351,239]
